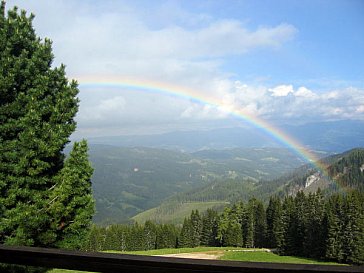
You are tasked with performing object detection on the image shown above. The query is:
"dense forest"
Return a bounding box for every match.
[86,190,364,265]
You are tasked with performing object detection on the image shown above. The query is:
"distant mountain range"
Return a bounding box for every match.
[88,145,305,224]
[87,120,364,153]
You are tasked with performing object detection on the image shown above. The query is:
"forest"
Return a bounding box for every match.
[85,190,364,265]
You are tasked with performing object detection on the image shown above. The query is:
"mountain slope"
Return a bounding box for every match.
[272,148,364,196]
[133,148,364,224]
[88,145,304,224]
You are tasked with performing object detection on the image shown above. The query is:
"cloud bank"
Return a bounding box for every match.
[7,0,364,138]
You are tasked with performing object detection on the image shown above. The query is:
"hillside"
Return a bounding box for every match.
[132,178,258,225]
[133,148,364,224]
[88,145,304,224]
[281,148,364,196]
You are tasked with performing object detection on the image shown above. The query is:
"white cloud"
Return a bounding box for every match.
[295,87,318,99]
[268,85,294,97]
[181,104,228,120]
[320,91,344,100]
[9,0,296,79]
[6,1,364,138]
[74,80,364,137]
[356,105,364,113]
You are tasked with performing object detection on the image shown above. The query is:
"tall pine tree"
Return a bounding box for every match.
[200,209,218,246]
[266,196,284,249]
[48,140,94,249]
[0,2,94,248]
[325,194,344,261]
[342,191,364,264]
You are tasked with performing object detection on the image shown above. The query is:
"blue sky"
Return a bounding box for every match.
[8,0,364,137]
[187,0,364,88]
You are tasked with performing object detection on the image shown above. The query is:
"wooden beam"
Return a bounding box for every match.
[0,245,363,273]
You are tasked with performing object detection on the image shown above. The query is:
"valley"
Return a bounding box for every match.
[88,145,306,224]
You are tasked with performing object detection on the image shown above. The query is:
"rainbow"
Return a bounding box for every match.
[76,75,330,175]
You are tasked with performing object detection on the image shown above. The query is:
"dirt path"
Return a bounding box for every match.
[155,251,224,260]
[155,248,273,260]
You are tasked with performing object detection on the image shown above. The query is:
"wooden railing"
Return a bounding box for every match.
[0,245,363,273]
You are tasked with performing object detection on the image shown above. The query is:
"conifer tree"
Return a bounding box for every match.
[217,206,243,247]
[0,2,94,248]
[84,225,106,251]
[266,196,283,249]
[178,218,193,248]
[294,191,307,256]
[48,140,94,249]
[325,194,344,261]
[156,224,178,249]
[303,191,325,258]
[216,207,230,246]
[190,210,202,247]
[224,218,243,247]
[127,223,145,251]
[104,225,121,251]
[143,220,157,250]
[253,200,267,248]
[280,196,295,255]
[342,191,364,264]
[201,209,218,246]
[242,204,254,248]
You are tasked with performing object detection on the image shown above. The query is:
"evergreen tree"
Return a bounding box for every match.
[200,209,218,246]
[176,210,203,248]
[104,225,121,251]
[0,1,94,248]
[190,210,202,247]
[143,220,157,250]
[217,206,243,247]
[342,191,364,264]
[224,218,243,247]
[84,225,106,251]
[280,196,295,255]
[242,205,254,248]
[156,224,178,249]
[325,194,344,261]
[266,196,283,249]
[303,191,325,258]
[48,140,94,249]
[253,200,267,248]
[243,198,264,248]
[127,223,145,251]
[178,218,193,248]
[293,191,307,256]
[216,207,230,246]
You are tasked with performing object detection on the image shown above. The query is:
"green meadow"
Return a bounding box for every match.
[49,247,345,272]
[220,250,345,265]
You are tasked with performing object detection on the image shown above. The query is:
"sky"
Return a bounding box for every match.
[7,0,364,138]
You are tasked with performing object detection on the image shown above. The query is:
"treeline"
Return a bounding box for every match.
[86,190,364,265]
[84,222,179,252]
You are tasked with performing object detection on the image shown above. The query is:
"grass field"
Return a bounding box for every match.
[49,247,345,272]
[220,250,345,265]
